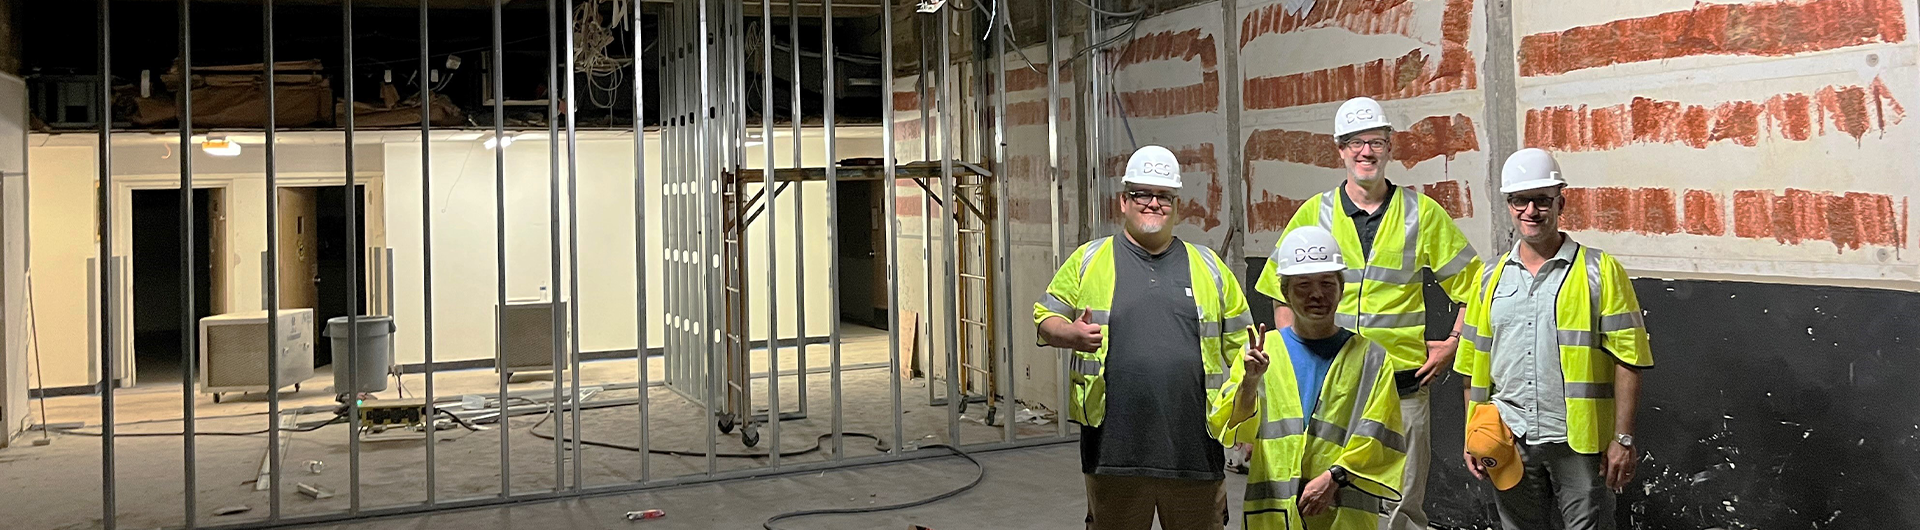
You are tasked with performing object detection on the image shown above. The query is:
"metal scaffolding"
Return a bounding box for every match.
[54,0,1105,527]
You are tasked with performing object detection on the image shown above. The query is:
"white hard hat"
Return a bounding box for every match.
[1333,97,1393,139]
[1499,148,1566,194]
[1275,226,1346,276]
[1121,145,1182,189]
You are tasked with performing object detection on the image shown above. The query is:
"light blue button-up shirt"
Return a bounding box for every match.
[1488,239,1580,445]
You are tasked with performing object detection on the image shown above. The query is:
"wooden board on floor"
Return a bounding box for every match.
[899,310,921,379]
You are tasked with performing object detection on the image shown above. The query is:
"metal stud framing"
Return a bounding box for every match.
[59,1,1092,528]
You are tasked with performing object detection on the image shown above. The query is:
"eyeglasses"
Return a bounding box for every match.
[1506,194,1560,210]
[1340,138,1391,152]
[1125,190,1177,207]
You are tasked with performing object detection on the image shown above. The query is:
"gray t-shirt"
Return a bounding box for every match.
[1489,239,1580,445]
[1079,235,1225,481]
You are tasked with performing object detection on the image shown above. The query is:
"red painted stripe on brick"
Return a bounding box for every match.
[1111,28,1219,71]
[1525,78,1907,151]
[1243,114,1481,175]
[1728,188,1905,250]
[1560,187,1679,235]
[1247,190,1309,233]
[1242,0,1476,110]
[1420,180,1474,219]
[1114,72,1221,118]
[1003,156,1059,223]
[1240,0,1417,46]
[894,91,920,112]
[1006,99,1076,127]
[1518,0,1907,77]
[895,179,924,217]
[1006,62,1075,93]
[894,118,922,141]
[1683,189,1726,236]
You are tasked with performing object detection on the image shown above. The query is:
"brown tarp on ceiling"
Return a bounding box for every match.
[119,59,336,128]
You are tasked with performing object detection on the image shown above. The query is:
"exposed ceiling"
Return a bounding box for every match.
[114,0,888,17]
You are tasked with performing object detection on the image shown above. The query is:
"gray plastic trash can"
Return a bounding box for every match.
[326,316,395,395]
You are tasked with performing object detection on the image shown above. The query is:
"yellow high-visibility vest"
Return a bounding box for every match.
[1033,236,1253,429]
[1254,186,1482,371]
[1453,242,1653,454]
[1212,330,1406,530]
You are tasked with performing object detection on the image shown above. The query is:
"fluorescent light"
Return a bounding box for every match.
[201,137,243,157]
[485,133,518,150]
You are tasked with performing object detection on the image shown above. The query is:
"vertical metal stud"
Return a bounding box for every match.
[417,0,439,505]
[546,0,567,492]
[788,0,807,421]
[95,0,116,527]
[634,0,654,484]
[938,6,962,448]
[562,0,587,491]
[882,0,905,457]
[991,0,1014,445]
[699,0,719,475]
[760,0,782,470]
[1046,0,1068,440]
[491,0,512,499]
[342,0,364,513]
[176,0,199,525]
[823,0,844,460]
[263,0,284,520]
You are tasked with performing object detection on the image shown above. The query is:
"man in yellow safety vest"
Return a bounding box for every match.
[1216,225,1409,530]
[1454,148,1653,530]
[1034,145,1253,530]
[1253,96,1483,530]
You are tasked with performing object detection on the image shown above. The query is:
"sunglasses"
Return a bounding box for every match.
[1505,194,1560,210]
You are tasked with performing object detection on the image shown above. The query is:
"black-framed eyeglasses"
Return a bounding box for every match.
[1340,138,1391,151]
[1506,194,1560,210]
[1125,190,1177,207]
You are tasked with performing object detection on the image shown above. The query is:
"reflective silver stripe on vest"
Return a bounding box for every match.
[1246,478,1302,501]
[1038,293,1073,316]
[1461,323,1492,352]
[1226,311,1255,332]
[1357,311,1425,329]
[1072,357,1102,376]
[1309,419,1348,444]
[1586,246,1602,342]
[1566,382,1614,399]
[1362,187,1425,286]
[1257,417,1306,439]
[1469,386,1490,402]
[1556,329,1594,347]
[1598,312,1643,332]
[1080,237,1112,276]
[1341,268,1363,284]
[1434,245,1478,281]
[1206,373,1227,390]
[1334,313,1359,329]
[1343,343,1388,445]
[1317,189,1339,232]
[1351,419,1406,453]
[1086,309,1112,325]
[1337,487,1385,514]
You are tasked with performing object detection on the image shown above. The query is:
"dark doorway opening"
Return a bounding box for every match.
[131,188,215,386]
[836,180,887,329]
[297,185,368,367]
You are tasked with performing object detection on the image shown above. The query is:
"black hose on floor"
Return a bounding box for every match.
[524,410,889,458]
[761,444,985,530]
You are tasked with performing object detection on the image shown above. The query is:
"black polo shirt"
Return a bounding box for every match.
[1339,182,1397,259]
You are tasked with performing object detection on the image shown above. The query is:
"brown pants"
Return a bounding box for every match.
[1084,474,1228,530]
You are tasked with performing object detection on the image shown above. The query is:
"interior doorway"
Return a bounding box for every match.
[130,188,222,386]
[836,180,887,329]
[278,185,367,367]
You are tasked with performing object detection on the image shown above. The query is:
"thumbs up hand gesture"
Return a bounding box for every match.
[1060,310,1104,353]
[1244,324,1271,377]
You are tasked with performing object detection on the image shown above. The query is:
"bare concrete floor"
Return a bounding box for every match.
[0,326,1067,530]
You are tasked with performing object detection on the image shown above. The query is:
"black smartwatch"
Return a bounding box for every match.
[1328,466,1351,486]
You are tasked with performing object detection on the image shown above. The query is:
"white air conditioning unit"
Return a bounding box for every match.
[497,300,570,375]
[198,309,316,402]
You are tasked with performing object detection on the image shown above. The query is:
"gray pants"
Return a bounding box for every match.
[1379,386,1430,530]
[1493,442,1616,530]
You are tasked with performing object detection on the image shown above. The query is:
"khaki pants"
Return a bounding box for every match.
[1380,385,1432,530]
[1084,474,1227,530]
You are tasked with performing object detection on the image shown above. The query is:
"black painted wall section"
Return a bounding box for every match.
[1245,258,1920,529]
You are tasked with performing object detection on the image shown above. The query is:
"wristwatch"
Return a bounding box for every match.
[1328,466,1351,486]
[1615,433,1635,448]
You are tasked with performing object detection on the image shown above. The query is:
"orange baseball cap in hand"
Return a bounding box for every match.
[1466,403,1523,490]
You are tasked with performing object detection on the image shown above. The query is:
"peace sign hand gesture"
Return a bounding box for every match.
[1243,324,1271,377]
